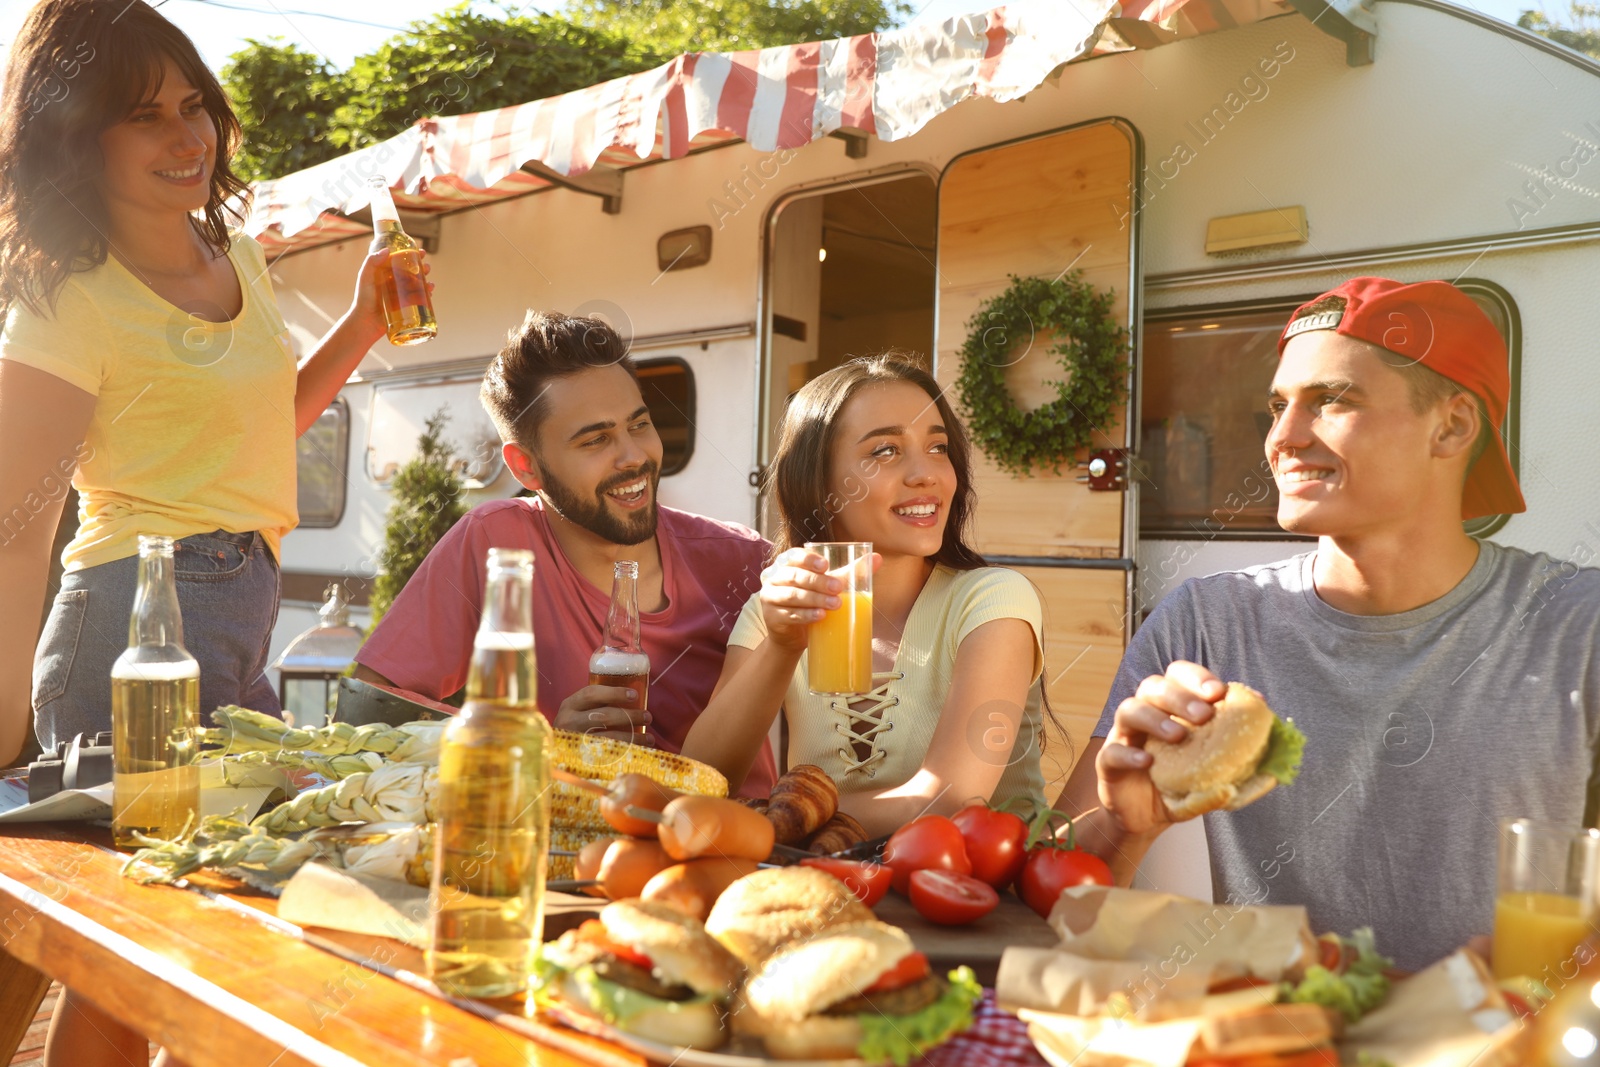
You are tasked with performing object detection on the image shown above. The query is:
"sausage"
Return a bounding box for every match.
[597,837,675,899]
[574,836,618,897]
[640,857,761,921]
[657,795,776,862]
[600,774,682,837]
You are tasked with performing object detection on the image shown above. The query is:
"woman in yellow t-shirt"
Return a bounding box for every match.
[0,0,419,768]
[684,353,1052,836]
[0,5,423,1060]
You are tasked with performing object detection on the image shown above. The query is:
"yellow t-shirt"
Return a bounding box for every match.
[730,564,1048,809]
[0,234,298,571]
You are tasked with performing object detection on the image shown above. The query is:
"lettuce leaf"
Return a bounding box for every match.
[856,967,983,1067]
[1258,716,1307,785]
[1285,927,1392,1022]
[530,953,714,1024]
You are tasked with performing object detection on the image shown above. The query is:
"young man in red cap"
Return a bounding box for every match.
[1058,277,1600,971]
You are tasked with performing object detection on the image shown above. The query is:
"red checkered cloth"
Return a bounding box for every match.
[917,989,1048,1067]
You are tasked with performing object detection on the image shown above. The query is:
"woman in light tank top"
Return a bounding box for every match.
[0,2,428,1062]
[685,352,1057,837]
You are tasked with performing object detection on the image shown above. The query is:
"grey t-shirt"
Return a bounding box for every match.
[1092,541,1600,971]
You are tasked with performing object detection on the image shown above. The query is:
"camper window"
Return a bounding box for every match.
[1140,282,1517,539]
[296,398,350,528]
[636,357,695,476]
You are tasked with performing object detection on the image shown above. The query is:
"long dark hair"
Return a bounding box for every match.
[0,0,251,315]
[768,351,986,570]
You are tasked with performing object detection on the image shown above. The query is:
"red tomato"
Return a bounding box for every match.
[951,804,1030,889]
[909,869,999,926]
[883,815,971,894]
[798,857,893,907]
[867,951,931,993]
[1019,844,1113,919]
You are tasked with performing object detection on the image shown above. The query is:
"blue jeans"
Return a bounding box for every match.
[32,530,282,750]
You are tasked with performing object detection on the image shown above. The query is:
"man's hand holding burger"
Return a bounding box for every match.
[1066,661,1304,886]
[1097,661,1224,835]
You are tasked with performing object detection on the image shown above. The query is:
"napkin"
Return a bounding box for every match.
[277,861,430,947]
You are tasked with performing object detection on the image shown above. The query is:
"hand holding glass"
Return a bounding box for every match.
[805,542,872,696]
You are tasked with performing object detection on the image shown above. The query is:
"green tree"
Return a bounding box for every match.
[222,0,910,180]
[221,40,344,182]
[369,411,467,628]
[1518,2,1600,58]
[331,6,663,153]
[565,0,911,53]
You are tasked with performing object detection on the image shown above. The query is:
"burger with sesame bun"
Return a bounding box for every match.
[534,899,743,1050]
[1146,682,1306,821]
[736,921,982,1064]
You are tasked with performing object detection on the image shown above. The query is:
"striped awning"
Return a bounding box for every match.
[246,0,1292,257]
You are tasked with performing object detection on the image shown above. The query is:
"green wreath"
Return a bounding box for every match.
[955,271,1130,477]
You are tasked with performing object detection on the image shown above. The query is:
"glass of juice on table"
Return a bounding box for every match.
[1492,818,1600,982]
[805,541,872,696]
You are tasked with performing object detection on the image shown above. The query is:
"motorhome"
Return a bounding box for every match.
[250,0,1600,895]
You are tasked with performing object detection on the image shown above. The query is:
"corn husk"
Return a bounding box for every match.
[125,821,604,888]
[252,762,437,833]
[202,706,444,763]
[224,748,387,780]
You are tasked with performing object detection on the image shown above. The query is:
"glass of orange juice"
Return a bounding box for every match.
[804,541,872,696]
[1492,819,1600,982]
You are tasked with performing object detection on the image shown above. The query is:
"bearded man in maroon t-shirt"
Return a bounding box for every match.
[354,311,778,797]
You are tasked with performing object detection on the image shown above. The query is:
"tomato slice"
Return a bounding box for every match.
[577,919,654,970]
[908,869,999,926]
[866,951,931,993]
[799,857,893,907]
[1315,933,1346,973]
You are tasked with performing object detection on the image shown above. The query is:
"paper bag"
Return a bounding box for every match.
[1049,886,1314,982]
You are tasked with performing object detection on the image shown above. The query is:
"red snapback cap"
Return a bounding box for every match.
[1277,277,1524,520]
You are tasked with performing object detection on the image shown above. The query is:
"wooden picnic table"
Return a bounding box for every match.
[0,823,1057,1066]
[0,822,640,1067]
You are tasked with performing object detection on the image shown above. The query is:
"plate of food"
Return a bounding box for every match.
[533,868,983,1067]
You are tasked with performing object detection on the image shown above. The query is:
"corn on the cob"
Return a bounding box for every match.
[202,706,444,763]
[252,762,437,833]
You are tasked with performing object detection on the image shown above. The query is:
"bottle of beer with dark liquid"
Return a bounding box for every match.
[589,560,650,742]
[367,176,436,346]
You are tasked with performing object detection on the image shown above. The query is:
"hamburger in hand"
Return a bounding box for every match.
[535,899,742,1049]
[1146,682,1306,821]
[739,921,982,1064]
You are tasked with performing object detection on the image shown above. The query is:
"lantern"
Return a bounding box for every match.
[271,584,364,728]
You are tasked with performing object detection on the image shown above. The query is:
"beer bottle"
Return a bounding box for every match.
[110,535,200,849]
[588,560,650,742]
[367,176,437,346]
[427,548,552,998]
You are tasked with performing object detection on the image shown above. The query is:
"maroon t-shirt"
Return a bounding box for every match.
[356,497,777,796]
